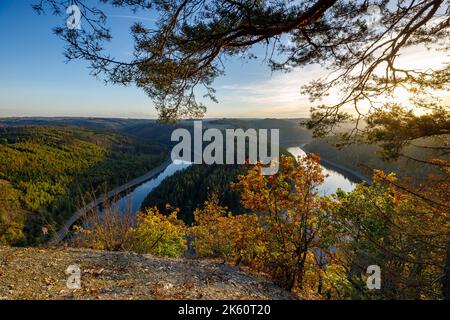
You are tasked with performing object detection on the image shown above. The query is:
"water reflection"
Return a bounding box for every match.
[286,147,357,195]
[114,160,191,215]
[113,147,357,216]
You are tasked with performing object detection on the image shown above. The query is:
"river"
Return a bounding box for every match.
[113,160,192,214]
[286,146,358,195]
[116,146,359,216]
[53,146,362,243]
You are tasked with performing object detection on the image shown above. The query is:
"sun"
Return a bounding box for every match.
[392,87,413,107]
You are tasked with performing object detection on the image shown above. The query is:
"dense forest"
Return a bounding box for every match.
[77,154,448,300]
[205,118,313,148]
[3,117,442,184]
[141,164,247,224]
[140,125,295,224]
[0,118,313,148]
[1,119,448,299]
[0,126,166,245]
[0,118,190,147]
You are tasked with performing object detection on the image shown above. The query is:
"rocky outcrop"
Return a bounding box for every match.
[0,247,296,300]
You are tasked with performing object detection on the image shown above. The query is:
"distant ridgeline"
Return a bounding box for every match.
[0,126,167,246]
[0,117,314,148]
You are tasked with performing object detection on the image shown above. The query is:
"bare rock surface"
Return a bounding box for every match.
[0,247,297,300]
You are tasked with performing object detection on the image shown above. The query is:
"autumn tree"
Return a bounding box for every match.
[35,0,449,296]
[131,205,186,257]
[330,170,448,299]
[231,154,336,292]
[189,193,263,263]
[74,201,186,257]
[0,180,25,246]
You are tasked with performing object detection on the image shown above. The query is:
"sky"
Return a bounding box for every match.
[0,0,448,119]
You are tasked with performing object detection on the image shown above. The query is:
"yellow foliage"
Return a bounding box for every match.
[190,194,265,264]
[130,207,186,258]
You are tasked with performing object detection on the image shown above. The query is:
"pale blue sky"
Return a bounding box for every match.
[0,1,447,119]
[0,0,316,119]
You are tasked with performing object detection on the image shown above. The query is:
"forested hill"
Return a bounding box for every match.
[304,136,448,183]
[0,126,167,246]
[0,117,313,148]
[141,164,248,224]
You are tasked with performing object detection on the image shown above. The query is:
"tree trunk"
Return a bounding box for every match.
[318,271,323,295]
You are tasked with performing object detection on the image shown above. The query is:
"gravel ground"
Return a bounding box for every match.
[0,247,297,300]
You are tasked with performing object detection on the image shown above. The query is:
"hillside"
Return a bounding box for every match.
[141,164,247,224]
[304,136,449,183]
[0,117,314,148]
[0,126,167,246]
[0,247,297,300]
[206,118,313,148]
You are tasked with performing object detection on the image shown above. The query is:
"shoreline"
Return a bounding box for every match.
[319,157,372,185]
[51,145,372,245]
[297,143,372,185]
[49,157,172,245]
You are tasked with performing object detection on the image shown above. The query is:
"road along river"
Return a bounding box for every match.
[50,158,190,244]
[52,147,366,244]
